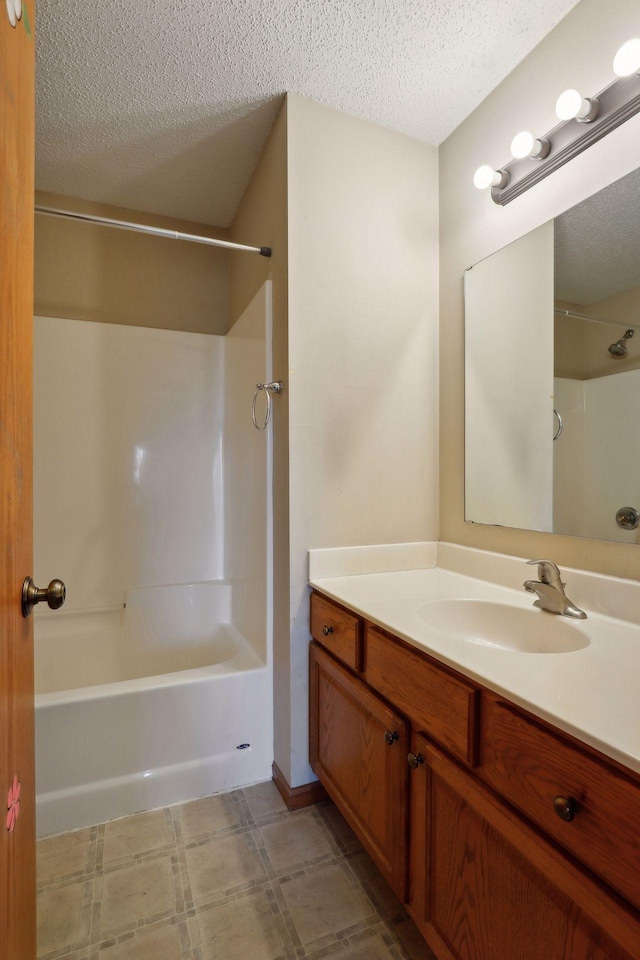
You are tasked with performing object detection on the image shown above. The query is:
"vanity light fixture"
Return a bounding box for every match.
[510,131,551,159]
[486,39,640,205]
[613,37,640,77]
[555,89,600,123]
[473,165,509,190]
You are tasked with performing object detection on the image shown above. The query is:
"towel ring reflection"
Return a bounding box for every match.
[553,408,563,441]
[252,381,283,431]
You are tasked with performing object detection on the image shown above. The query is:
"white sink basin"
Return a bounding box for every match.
[418,599,590,654]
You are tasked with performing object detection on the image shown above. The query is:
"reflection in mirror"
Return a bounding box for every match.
[465,166,640,545]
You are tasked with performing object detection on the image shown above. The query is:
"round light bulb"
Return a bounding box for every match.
[555,89,599,123]
[613,37,640,77]
[555,89,583,120]
[473,165,497,190]
[510,131,535,159]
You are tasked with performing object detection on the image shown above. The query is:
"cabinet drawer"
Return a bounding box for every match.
[480,697,640,911]
[365,626,480,766]
[310,592,362,671]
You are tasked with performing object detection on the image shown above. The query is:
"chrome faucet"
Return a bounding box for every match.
[523,560,587,619]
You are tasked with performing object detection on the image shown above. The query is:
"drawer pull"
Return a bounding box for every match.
[408,752,424,769]
[384,730,399,745]
[553,795,580,822]
[322,625,334,636]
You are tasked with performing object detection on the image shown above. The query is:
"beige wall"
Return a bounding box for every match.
[228,96,440,787]
[35,192,229,334]
[572,286,640,379]
[440,0,640,580]
[554,300,589,379]
[287,94,440,785]
[228,103,290,781]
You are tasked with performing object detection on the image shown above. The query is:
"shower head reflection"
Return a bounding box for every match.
[608,329,635,356]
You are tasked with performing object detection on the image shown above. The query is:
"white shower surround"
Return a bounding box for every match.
[554,369,640,542]
[33,286,274,837]
[34,317,226,608]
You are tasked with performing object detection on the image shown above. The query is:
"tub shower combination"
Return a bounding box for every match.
[35,583,270,837]
[33,284,274,838]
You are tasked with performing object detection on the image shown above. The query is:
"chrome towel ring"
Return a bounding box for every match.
[553,408,563,441]
[252,381,283,431]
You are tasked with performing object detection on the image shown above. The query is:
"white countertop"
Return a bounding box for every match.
[309,543,640,774]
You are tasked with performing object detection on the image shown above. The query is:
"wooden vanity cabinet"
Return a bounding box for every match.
[410,735,639,960]
[407,730,428,935]
[310,591,362,671]
[479,694,640,912]
[308,590,640,960]
[366,624,480,766]
[309,641,409,900]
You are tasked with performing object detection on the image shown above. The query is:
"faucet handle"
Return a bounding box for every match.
[526,559,562,585]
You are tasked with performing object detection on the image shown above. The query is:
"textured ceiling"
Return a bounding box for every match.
[555,166,640,305]
[36,0,580,227]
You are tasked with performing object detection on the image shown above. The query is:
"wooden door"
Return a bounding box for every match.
[1,3,36,959]
[418,737,640,960]
[309,641,409,900]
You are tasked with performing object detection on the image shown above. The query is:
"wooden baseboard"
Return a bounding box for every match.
[272,762,328,811]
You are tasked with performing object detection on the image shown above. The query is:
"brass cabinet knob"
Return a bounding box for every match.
[22,577,66,617]
[322,625,334,636]
[407,752,425,769]
[553,795,580,822]
[384,730,399,745]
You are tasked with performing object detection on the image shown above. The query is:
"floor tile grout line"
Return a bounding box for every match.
[37,782,428,960]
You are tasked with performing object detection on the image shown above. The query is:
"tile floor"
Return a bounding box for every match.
[36,781,436,960]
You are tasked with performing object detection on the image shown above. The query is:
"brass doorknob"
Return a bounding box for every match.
[322,625,334,636]
[553,795,580,822]
[22,577,66,617]
[407,752,425,768]
[384,730,399,745]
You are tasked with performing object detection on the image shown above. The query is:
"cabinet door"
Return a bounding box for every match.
[406,732,428,936]
[309,642,409,900]
[415,736,639,960]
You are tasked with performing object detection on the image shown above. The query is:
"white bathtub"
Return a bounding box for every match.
[35,582,272,838]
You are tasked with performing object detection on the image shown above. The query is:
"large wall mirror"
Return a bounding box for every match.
[465,166,640,544]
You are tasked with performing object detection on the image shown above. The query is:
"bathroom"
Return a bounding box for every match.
[3,0,640,960]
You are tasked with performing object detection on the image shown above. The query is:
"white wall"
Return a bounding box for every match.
[553,377,586,537]
[285,95,440,786]
[34,317,224,610]
[224,283,273,663]
[582,370,640,543]
[465,221,554,530]
[440,0,640,580]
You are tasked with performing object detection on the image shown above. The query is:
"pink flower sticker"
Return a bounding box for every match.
[6,776,21,833]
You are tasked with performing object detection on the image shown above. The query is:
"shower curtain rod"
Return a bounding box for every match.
[35,205,272,258]
[554,307,638,331]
